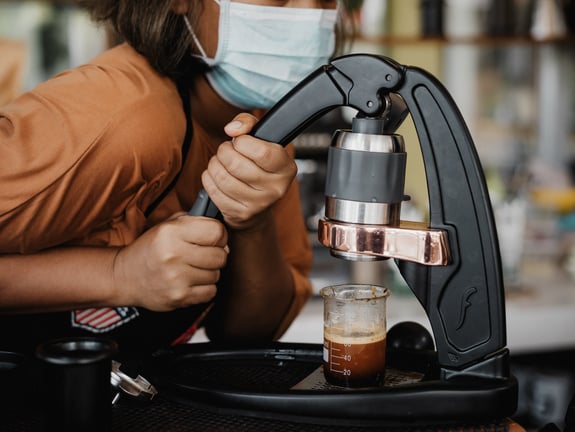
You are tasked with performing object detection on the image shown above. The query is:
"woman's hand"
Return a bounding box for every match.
[112,213,228,311]
[201,113,297,230]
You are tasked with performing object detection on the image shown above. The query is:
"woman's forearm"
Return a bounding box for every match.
[205,210,295,343]
[0,215,230,315]
[0,247,120,314]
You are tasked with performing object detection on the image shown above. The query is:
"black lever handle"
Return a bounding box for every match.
[188,65,347,218]
[188,189,221,218]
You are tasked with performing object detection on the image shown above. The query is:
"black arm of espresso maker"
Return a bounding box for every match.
[189,54,508,379]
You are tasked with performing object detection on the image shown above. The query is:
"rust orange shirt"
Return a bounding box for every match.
[0,43,312,350]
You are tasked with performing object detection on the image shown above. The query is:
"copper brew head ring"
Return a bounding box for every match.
[317,218,450,266]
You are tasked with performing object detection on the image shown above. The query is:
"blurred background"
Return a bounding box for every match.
[1,0,574,429]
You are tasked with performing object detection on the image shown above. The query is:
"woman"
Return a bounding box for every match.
[0,0,349,358]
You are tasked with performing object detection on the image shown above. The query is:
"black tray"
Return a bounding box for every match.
[144,342,518,427]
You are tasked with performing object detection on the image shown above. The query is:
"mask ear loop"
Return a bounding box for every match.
[183,15,209,59]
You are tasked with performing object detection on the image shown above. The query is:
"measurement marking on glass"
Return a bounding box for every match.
[327,340,349,373]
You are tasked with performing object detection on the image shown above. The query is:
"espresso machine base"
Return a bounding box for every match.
[145,341,518,426]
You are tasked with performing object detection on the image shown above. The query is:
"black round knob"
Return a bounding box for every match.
[388,321,434,351]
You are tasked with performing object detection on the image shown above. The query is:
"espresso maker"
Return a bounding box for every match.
[151,54,518,426]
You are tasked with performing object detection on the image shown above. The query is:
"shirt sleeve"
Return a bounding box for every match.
[0,62,184,253]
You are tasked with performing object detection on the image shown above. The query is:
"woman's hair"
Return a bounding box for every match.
[75,0,203,79]
[75,0,354,80]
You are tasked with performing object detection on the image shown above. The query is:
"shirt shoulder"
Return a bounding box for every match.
[0,44,187,252]
[45,43,182,128]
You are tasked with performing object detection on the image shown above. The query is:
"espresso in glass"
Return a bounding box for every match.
[320,284,389,388]
[323,327,387,387]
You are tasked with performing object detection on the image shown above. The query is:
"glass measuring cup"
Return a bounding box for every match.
[320,284,389,388]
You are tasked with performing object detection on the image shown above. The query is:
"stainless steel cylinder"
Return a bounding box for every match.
[324,131,406,226]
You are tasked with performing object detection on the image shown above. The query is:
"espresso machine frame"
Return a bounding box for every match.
[149,54,518,425]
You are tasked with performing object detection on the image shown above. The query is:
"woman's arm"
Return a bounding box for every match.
[201,114,313,342]
[0,215,229,314]
[0,247,119,313]
[205,209,295,342]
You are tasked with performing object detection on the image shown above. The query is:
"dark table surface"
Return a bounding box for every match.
[4,395,525,432]
[2,342,525,431]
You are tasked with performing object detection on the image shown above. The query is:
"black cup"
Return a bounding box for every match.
[36,337,118,432]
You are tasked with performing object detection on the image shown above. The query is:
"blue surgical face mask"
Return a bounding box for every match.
[184,0,338,110]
